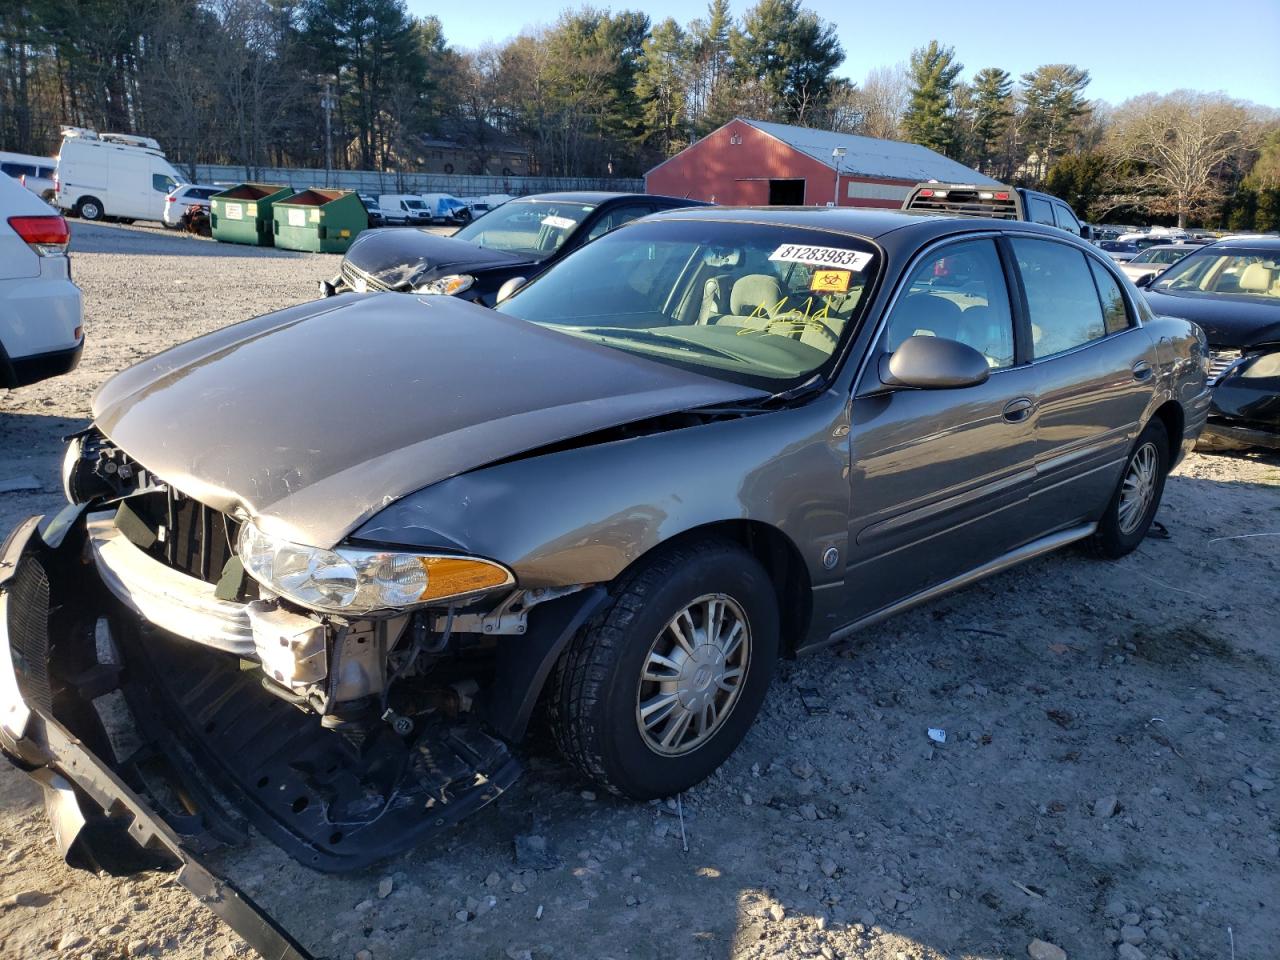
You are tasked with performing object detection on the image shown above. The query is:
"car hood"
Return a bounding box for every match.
[1143,289,1280,347]
[344,228,533,290]
[92,294,765,547]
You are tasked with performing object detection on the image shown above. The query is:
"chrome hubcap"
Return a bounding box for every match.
[1118,441,1159,535]
[636,594,750,756]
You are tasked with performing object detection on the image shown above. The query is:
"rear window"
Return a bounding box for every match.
[1013,238,1108,358]
[1026,196,1055,227]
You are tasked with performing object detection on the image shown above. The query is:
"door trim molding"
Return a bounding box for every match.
[806,522,1096,653]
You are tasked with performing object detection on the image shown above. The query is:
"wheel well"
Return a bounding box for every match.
[1151,401,1184,468]
[640,521,813,657]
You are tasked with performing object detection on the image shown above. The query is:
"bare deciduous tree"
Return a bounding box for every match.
[1108,91,1261,227]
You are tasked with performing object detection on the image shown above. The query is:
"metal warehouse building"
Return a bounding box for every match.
[645,117,999,208]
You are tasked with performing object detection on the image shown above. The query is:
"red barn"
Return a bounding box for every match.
[645,117,999,209]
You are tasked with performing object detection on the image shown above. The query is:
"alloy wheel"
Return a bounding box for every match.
[1118,441,1159,535]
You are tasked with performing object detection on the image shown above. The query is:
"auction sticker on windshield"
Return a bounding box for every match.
[542,215,575,229]
[770,244,872,270]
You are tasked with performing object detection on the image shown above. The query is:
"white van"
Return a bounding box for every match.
[53,127,186,223]
[376,194,433,226]
[0,150,58,199]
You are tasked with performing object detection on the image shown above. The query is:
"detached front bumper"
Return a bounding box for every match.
[0,512,313,959]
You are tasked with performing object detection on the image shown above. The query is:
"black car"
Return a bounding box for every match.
[1139,237,1280,451]
[321,191,709,305]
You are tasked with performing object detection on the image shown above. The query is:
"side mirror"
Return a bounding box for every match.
[1134,272,1155,289]
[495,276,526,304]
[1080,224,1093,241]
[879,335,990,389]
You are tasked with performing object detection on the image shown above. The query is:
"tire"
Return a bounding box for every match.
[548,539,779,799]
[1091,418,1170,559]
[76,197,104,221]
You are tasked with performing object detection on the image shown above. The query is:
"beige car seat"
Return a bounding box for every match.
[1239,262,1276,296]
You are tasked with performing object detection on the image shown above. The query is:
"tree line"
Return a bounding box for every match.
[1,0,1276,228]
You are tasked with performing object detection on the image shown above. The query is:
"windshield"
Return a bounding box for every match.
[403,199,426,210]
[452,199,595,257]
[1151,248,1280,299]
[495,219,879,387]
[1133,248,1187,265]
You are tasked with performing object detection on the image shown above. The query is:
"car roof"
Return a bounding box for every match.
[514,191,707,206]
[642,204,1076,244]
[1210,235,1280,250]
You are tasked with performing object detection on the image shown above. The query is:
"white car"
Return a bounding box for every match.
[1118,244,1198,285]
[0,174,83,389]
[162,183,221,228]
[0,150,57,200]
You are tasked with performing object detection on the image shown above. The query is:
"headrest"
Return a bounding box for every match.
[730,274,783,315]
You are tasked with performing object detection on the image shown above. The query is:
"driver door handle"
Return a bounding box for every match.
[1002,397,1036,423]
[1132,360,1154,382]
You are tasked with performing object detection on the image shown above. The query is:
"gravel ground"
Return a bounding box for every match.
[1,220,1277,960]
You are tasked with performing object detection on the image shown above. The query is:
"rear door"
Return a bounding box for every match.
[845,236,1042,620]
[1006,235,1157,528]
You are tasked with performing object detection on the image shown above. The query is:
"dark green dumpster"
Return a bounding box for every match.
[209,183,293,247]
[272,189,368,253]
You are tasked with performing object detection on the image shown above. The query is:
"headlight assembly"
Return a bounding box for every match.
[1240,349,1280,379]
[237,521,514,615]
[416,274,475,296]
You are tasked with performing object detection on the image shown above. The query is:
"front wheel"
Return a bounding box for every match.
[1091,418,1169,558]
[549,539,779,799]
[76,197,104,221]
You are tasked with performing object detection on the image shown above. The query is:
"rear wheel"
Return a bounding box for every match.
[549,539,779,799]
[76,197,104,221]
[1091,418,1169,558]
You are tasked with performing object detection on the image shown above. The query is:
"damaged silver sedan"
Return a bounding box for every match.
[1,208,1211,952]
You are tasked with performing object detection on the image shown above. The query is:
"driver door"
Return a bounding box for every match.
[844,237,1042,621]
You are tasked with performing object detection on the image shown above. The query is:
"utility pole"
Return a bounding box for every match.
[831,146,847,207]
[321,82,336,187]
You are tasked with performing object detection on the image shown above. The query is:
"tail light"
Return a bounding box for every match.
[994,192,1010,201]
[8,215,70,256]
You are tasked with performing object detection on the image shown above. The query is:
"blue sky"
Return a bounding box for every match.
[407,0,1280,108]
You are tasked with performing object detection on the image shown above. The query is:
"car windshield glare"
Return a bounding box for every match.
[495,219,879,387]
[1152,249,1280,298]
[452,200,596,256]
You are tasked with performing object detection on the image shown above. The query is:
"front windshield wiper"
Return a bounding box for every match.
[571,326,745,362]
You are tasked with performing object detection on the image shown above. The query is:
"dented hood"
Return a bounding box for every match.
[344,228,532,289]
[92,293,763,547]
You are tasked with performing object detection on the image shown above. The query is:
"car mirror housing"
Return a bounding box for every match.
[495,276,526,304]
[880,335,991,390]
[1134,272,1156,289]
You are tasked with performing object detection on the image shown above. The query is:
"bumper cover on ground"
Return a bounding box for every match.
[0,508,526,955]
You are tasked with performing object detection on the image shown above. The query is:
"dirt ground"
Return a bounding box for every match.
[1,221,1277,960]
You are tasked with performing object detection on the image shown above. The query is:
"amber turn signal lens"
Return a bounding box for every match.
[419,556,513,601]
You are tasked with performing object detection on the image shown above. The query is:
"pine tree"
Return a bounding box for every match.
[1020,64,1090,183]
[902,40,962,155]
[971,67,1013,175]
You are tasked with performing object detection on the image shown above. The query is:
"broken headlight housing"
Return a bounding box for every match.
[237,521,514,615]
[415,274,475,296]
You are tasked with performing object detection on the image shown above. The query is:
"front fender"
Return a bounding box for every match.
[353,391,852,596]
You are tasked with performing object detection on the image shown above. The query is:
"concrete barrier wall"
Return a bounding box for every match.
[192,165,644,198]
